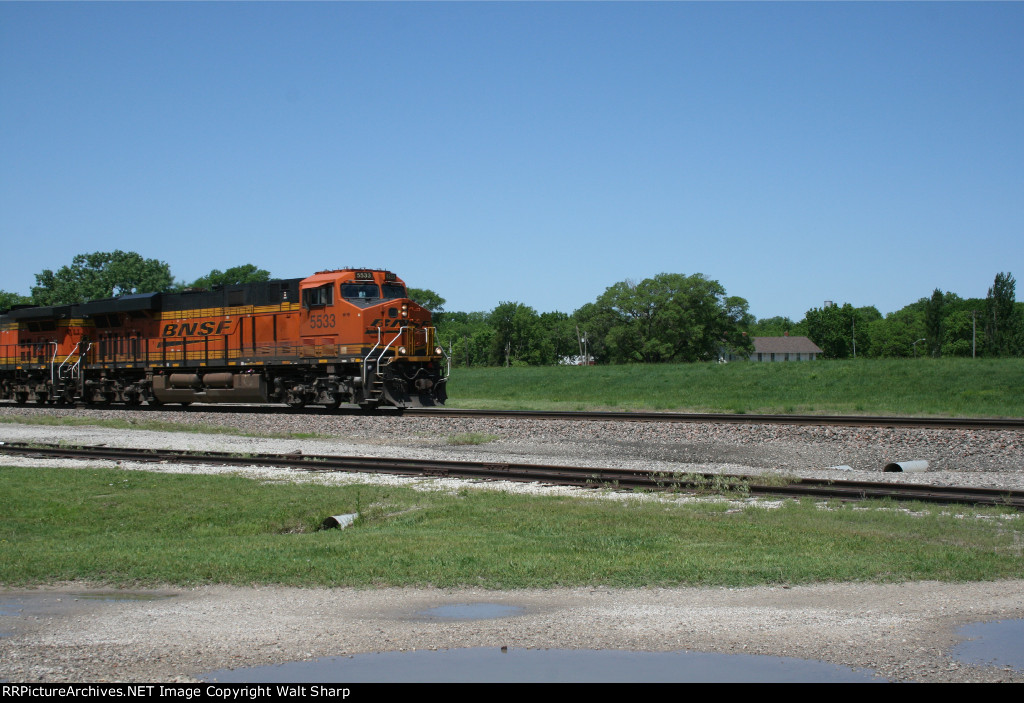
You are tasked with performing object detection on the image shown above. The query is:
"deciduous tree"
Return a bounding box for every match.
[186,264,272,290]
[0,290,32,312]
[31,251,174,305]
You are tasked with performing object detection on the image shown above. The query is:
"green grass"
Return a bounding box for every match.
[2,465,1021,588]
[445,358,1024,417]
[446,432,500,445]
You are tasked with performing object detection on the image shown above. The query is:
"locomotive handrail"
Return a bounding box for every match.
[362,326,410,397]
[362,327,384,392]
[58,342,88,381]
[377,327,406,376]
[49,342,59,386]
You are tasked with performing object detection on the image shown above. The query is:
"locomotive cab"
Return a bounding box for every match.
[297,269,447,409]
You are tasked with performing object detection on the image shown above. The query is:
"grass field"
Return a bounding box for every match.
[1,466,1021,588]
[444,358,1024,417]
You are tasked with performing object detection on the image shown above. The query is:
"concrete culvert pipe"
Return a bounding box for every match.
[320,513,359,530]
[883,460,929,473]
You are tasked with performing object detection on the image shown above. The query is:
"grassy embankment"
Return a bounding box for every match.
[446,358,1024,417]
[1,465,1021,588]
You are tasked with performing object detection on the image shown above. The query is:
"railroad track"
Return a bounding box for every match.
[405,408,1024,430]
[3,401,1023,430]
[3,441,1022,510]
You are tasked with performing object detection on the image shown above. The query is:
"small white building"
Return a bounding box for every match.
[749,336,823,362]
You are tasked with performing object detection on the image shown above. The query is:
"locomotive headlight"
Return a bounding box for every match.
[435,346,443,356]
[398,346,407,356]
[401,304,408,318]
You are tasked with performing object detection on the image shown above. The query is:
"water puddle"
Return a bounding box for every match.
[70,593,174,602]
[0,591,176,638]
[416,603,525,620]
[202,647,884,683]
[952,619,1024,672]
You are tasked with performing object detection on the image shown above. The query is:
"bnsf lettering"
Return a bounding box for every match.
[162,320,235,337]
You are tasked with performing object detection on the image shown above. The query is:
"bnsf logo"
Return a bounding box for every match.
[162,321,236,337]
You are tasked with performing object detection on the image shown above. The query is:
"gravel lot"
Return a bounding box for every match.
[2,405,1023,683]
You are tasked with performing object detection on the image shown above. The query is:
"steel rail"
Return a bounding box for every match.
[3,400,1022,430]
[3,441,1022,510]
[405,407,1024,430]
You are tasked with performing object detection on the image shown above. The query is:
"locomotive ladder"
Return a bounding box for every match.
[362,327,406,403]
[54,340,90,388]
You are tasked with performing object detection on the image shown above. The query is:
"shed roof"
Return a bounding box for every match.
[752,336,823,354]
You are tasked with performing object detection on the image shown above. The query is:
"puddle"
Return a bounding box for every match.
[0,591,177,639]
[202,647,884,683]
[417,603,525,620]
[70,593,174,602]
[952,619,1024,672]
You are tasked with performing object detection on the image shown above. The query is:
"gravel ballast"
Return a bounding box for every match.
[1,405,1023,683]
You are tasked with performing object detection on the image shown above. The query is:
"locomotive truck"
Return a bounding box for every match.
[0,269,448,410]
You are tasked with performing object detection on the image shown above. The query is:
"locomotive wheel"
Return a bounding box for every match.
[286,399,306,409]
[15,392,28,405]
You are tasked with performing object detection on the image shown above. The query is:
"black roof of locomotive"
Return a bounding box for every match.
[5,304,74,320]
[1,278,304,320]
[76,292,161,316]
[160,278,302,312]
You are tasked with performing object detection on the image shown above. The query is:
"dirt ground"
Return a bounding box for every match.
[2,580,1023,683]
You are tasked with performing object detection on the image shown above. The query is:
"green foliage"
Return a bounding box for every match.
[748,316,801,337]
[582,273,753,363]
[407,288,446,319]
[31,250,174,305]
[488,301,561,366]
[924,288,945,356]
[0,289,31,312]
[986,272,1022,356]
[867,308,926,358]
[803,303,867,359]
[185,264,272,290]
[942,310,982,357]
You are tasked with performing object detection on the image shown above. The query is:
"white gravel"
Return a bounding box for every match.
[1,404,1023,683]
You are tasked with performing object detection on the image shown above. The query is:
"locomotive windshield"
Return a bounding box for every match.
[382,284,406,300]
[341,283,379,299]
[341,283,407,301]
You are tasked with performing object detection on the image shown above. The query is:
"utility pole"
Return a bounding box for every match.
[971,310,977,358]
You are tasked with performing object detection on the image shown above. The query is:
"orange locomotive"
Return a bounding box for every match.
[0,269,448,409]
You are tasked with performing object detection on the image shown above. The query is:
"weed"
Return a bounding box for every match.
[447,433,500,446]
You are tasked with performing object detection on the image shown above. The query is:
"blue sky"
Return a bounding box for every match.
[2,2,1021,321]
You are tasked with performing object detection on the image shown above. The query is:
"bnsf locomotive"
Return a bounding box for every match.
[0,269,447,410]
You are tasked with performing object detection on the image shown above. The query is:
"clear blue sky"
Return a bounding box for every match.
[2,2,1021,321]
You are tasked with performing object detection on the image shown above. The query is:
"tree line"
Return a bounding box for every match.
[2,251,1020,363]
[0,251,271,311]
[750,272,1022,360]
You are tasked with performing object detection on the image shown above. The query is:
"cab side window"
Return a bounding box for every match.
[303,284,334,308]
